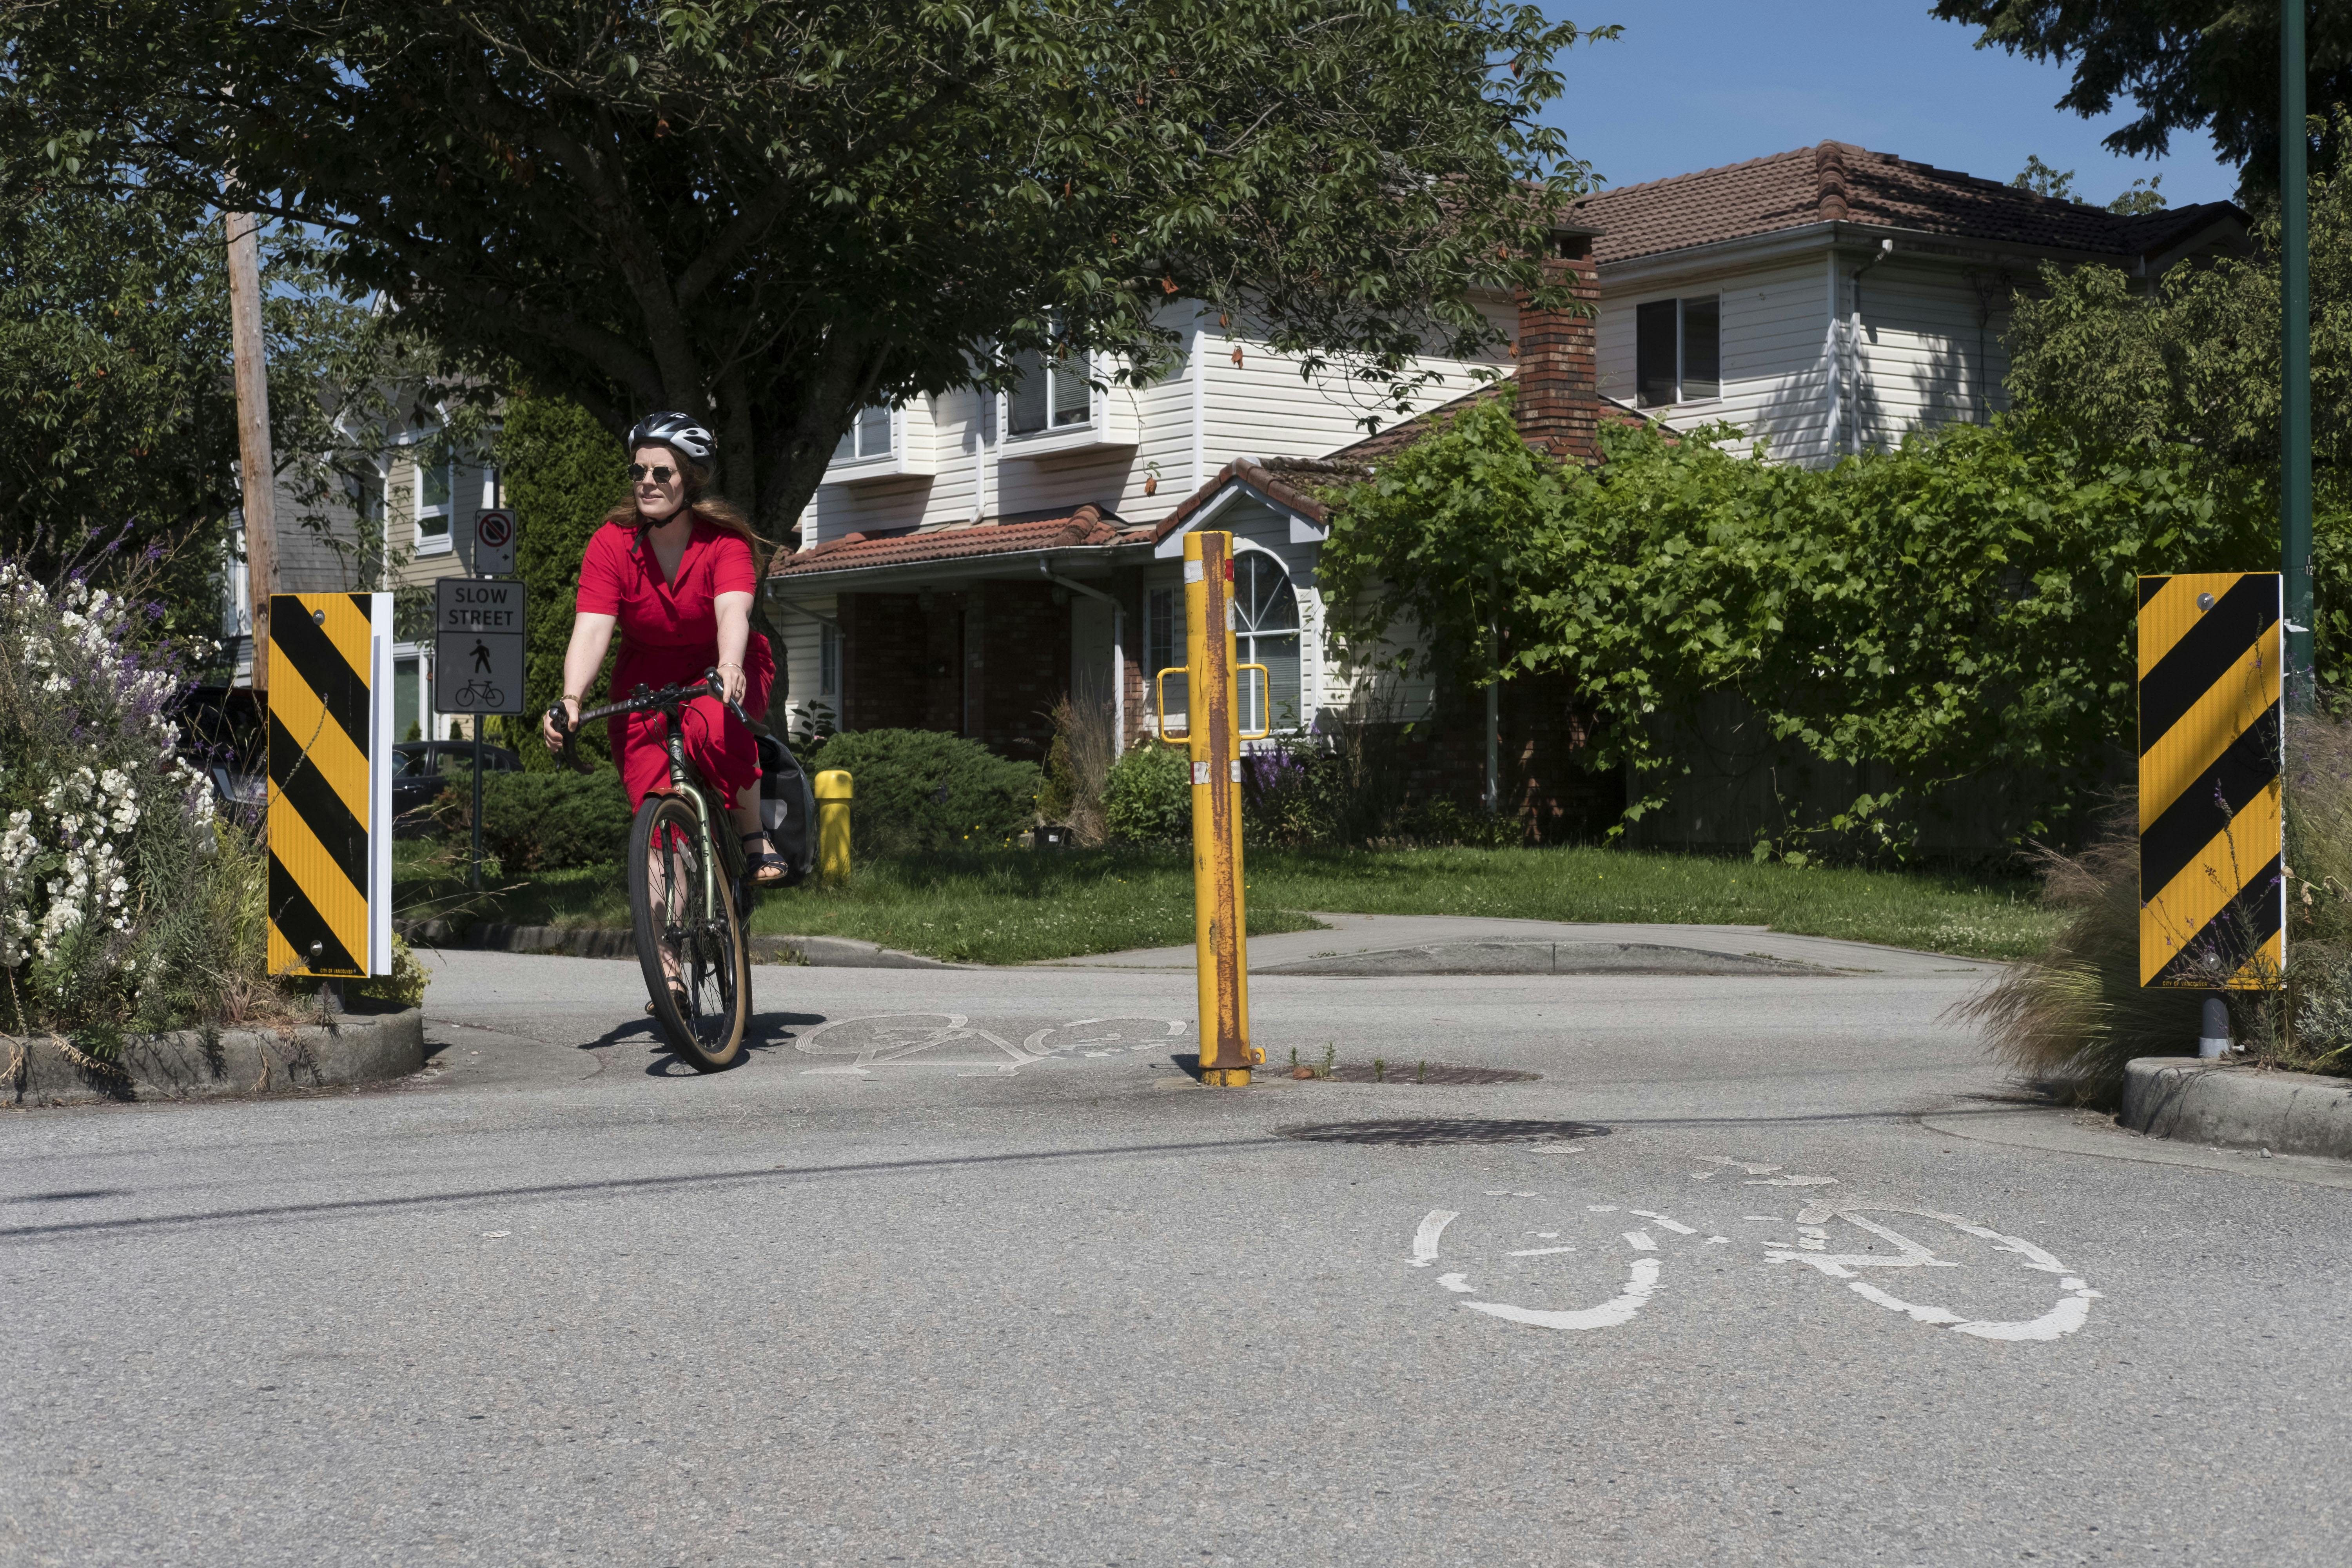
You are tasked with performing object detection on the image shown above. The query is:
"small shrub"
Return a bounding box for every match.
[434,765,634,872]
[797,728,1041,855]
[1103,742,1191,844]
[350,931,429,1010]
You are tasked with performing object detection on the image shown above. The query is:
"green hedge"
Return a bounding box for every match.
[801,729,1041,855]
[434,765,635,872]
[497,392,624,769]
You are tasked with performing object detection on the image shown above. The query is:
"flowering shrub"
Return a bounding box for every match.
[0,562,240,1037]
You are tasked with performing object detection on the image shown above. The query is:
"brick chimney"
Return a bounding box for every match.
[1514,229,1601,464]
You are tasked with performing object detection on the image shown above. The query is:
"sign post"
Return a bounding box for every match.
[435,575,526,890]
[1154,531,1270,1086]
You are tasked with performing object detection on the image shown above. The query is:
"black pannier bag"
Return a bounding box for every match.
[754,733,818,887]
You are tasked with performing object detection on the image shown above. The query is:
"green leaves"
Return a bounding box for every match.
[4,0,1606,537]
[1323,407,2271,851]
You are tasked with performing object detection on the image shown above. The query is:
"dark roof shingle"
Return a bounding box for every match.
[1572,141,2242,266]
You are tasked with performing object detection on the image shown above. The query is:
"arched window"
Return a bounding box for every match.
[1234,551,1301,733]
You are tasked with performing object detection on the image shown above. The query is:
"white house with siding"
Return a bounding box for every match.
[764,140,2248,833]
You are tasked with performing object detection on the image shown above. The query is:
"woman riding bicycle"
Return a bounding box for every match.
[539,412,790,886]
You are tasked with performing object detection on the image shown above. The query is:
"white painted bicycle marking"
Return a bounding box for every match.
[1464,1257,1661,1333]
[1763,1206,2101,1342]
[797,1013,1188,1076]
[1410,1210,1457,1267]
[1410,1171,2103,1345]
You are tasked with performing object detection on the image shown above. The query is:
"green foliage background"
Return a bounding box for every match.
[496,393,622,768]
[800,729,1042,856]
[1320,400,2270,853]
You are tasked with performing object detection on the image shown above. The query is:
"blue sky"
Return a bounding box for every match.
[1541,2,2242,208]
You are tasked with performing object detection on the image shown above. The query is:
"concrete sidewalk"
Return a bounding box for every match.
[1036,910,1993,978]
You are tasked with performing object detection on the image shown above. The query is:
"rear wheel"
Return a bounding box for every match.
[628,794,750,1071]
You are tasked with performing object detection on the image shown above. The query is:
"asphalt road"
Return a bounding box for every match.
[3,944,2346,1566]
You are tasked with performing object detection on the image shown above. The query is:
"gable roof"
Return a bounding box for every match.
[1573,141,2244,267]
[769,505,1136,580]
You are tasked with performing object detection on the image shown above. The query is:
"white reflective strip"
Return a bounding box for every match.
[1191,761,1210,784]
[1183,561,1203,583]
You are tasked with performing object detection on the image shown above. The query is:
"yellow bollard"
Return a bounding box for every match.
[814,769,853,886]
[1180,532,1266,1086]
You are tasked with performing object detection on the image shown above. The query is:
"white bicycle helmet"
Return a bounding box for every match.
[624,411,717,466]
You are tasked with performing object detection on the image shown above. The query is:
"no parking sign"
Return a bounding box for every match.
[473,508,516,577]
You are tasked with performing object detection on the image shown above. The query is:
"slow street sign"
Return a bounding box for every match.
[434,577,526,716]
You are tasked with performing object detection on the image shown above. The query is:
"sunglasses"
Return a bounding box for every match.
[628,463,678,484]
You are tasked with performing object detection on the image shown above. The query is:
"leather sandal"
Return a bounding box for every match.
[645,980,690,1017]
[742,833,790,886]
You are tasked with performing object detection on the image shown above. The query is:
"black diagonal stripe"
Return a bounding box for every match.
[269,710,368,895]
[347,592,372,625]
[268,849,363,977]
[2140,575,2167,608]
[2138,700,2281,897]
[270,601,370,762]
[2139,575,2279,754]
[2148,854,2283,989]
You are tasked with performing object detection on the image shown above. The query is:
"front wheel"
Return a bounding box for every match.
[628,794,750,1071]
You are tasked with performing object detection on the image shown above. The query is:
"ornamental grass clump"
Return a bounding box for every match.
[1962,711,2352,1102]
[0,563,272,1041]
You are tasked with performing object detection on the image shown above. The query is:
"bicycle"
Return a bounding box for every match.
[547,671,754,1071]
[453,680,505,710]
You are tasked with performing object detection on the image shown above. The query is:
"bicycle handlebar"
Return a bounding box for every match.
[545,670,751,775]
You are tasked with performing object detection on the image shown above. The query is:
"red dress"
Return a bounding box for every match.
[574,515,775,809]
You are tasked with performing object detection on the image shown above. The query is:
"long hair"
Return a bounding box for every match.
[604,442,772,575]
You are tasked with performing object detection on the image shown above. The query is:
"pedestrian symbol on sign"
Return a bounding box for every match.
[472,640,493,674]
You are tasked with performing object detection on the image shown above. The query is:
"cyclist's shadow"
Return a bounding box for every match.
[577,1008,827,1076]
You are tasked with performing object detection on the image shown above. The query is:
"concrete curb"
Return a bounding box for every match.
[7,1008,426,1109]
[2120,1057,2352,1163]
[397,919,963,969]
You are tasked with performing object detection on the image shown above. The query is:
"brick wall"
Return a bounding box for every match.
[837,592,927,730]
[1377,668,1623,843]
[977,581,1071,763]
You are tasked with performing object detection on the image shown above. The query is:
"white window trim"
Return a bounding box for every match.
[408,433,456,555]
[1636,292,1724,410]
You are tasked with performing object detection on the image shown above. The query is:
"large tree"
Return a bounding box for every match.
[0,166,382,638]
[1932,2,2352,183]
[1,0,1599,554]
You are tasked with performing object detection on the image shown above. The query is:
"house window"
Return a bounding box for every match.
[1233,552,1302,733]
[1635,295,1721,407]
[414,434,453,551]
[833,405,893,463]
[1146,585,1185,730]
[818,622,841,697]
[1008,348,1093,436]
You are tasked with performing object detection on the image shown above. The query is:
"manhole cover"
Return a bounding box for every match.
[1275,1118,1611,1146]
[1287,1063,1541,1085]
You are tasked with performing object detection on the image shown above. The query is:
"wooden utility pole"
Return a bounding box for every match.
[224,206,276,691]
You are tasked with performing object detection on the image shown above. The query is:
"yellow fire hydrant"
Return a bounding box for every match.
[815,769,852,886]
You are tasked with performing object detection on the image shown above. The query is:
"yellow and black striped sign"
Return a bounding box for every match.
[267,592,392,979]
[2138,572,2284,989]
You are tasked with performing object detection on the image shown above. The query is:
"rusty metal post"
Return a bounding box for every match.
[1183,532,1259,1085]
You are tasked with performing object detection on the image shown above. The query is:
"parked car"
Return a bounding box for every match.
[170,685,267,815]
[393,740,522,836]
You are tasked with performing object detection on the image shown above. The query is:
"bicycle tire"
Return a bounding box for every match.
[454,686,477,709]
[628,794,750,1070]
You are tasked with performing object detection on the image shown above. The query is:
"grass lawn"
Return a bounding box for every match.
[397,839,2061,966]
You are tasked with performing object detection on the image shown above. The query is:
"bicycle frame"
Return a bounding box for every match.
[553,671,753,912]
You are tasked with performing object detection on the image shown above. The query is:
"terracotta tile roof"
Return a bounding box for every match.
[770,505,1129,577]
[1573,141,2244,266]
[1146,457,1357,544]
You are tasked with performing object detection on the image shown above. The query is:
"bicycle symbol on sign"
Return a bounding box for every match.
[452,678,506,710]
